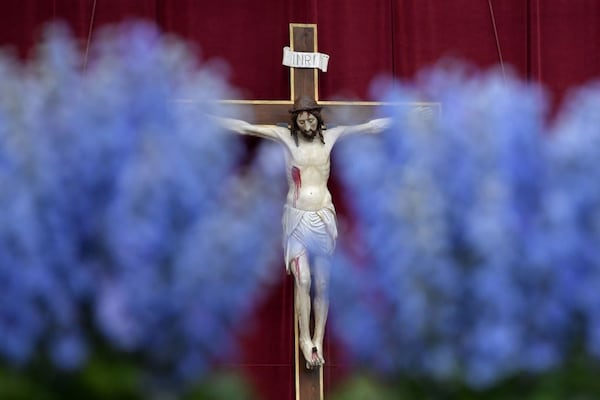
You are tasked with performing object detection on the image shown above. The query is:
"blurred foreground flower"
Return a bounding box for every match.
[0,22,282,389]
[331,66,600,388]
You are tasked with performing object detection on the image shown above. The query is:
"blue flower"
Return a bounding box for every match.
[330,65,594,387]
[0,21,284,387]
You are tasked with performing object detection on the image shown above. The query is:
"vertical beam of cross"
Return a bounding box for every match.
[288,24,324,400]
[290,24,319,102]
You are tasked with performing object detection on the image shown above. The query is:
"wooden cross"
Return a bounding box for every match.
[217,23,437,400]
[221,23,374,400]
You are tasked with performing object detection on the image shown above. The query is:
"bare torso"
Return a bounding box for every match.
[284,139,333,211]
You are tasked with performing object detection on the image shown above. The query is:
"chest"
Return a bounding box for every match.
[286,142,331,167]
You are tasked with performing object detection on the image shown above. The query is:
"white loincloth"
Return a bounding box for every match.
[282,204,338,274]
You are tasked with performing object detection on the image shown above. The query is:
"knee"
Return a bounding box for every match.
[314,276,329,294]
[294,270,311,290]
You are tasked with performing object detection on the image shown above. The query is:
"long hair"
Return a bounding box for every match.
[289,109,326,147]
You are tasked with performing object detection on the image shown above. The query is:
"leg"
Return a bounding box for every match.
[291,252,319,369]
[312,255,330,366]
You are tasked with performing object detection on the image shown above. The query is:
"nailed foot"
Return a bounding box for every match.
[312,343,325,366]
[300,340,322,369]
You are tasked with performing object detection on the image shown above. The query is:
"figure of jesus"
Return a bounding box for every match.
[219,96,390,369]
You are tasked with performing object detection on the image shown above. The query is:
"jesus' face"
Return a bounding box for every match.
[296,111,319,141]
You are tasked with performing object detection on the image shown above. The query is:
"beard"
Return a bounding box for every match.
[300,129,319,142]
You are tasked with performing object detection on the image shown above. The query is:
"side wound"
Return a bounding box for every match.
[292,166,301,206]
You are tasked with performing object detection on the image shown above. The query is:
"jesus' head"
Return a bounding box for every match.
[289,96,325,146]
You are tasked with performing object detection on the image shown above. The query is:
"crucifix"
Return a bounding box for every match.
[217,23,406,400]
[218,23,391,400]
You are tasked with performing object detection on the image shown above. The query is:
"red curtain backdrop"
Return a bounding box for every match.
[3,0,600,103]
[2,1,600,398]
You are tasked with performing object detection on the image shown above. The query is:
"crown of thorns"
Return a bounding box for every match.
[289,96,322,113]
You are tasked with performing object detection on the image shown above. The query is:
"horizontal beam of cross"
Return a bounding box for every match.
[217,99,439,126]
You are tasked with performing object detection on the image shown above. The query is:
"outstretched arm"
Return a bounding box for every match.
[343,118,392,135]
[213,116,285,141]
[329,118,392,141]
